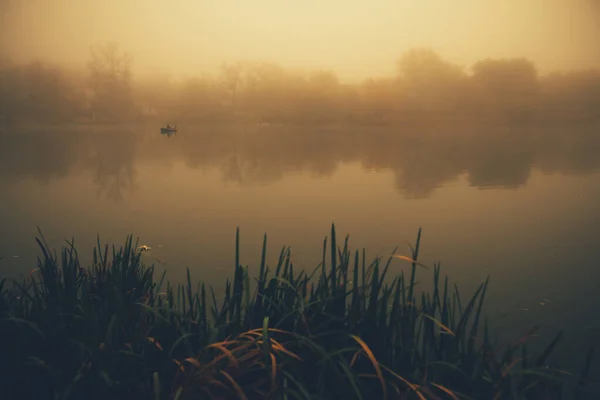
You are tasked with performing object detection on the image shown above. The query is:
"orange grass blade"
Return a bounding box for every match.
[431,383,459,400]
[350,335,388,400]
[270,339,303,361]
[184,357,201,368]
[220,370,248,400]
[392,255,430,269]
[420,314,456,336]
[380,364,427,400]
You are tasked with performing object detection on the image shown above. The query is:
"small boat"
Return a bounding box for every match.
[160,124,178,134]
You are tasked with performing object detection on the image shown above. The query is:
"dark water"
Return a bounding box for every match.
[1,123,600,372]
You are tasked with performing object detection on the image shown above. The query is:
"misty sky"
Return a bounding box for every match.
[2,0,599,80]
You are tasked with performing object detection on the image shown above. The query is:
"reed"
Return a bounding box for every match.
[0,225,596,400]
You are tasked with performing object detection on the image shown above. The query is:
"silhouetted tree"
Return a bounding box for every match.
[397,48,468,117]
[0,60,76,124]
[539,70,600,122]
[471,58,539,123]
[301,70,340,122]
[241,62,289,122]
[220,62,244,109]
[134,72,177,119]
[24,62,76,122]
[179,75,225,122]
[0,60,20,125]
[359,78,403,124]
[87,42,136,122]
[3,43,600,127]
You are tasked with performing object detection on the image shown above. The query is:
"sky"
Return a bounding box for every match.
[1,0,599,81]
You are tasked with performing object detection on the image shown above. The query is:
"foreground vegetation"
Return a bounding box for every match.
[0,226,597,400]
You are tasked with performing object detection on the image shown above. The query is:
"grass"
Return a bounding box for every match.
[0,224,597,400]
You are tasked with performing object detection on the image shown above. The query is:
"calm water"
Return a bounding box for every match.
[1,123,600,370]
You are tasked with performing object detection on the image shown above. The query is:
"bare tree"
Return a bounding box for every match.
[220,62,244,109]
[87,42,134,122]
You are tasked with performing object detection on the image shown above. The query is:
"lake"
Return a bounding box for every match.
[1,123,600,372]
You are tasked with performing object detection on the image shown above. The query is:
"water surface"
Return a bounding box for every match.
[1,124,599,371]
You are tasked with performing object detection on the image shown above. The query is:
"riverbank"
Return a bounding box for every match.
[0,226,597,400]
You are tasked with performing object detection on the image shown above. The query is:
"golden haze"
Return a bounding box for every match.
[2,0,599,80]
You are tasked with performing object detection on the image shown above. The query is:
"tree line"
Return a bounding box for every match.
[1,43,599,126]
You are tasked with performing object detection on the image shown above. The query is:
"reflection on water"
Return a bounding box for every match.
[0,124,599,374]
[1,124,600,201]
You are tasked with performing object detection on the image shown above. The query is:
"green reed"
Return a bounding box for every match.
[0,225,597,400]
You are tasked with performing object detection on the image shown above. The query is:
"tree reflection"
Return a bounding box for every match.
[92,157,137,202]
[2,125,600,201]
[88,131,138,202]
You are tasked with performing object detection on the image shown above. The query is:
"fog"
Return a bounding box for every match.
[1,0,600,127]
[2,2,600,390]
[2,0,600,80]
